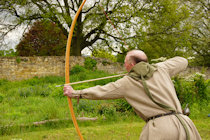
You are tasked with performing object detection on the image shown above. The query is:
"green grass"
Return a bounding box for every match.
[193,118,210,140]
[0,68,120,124]
[0,119,209,140]
[0,121,143,140]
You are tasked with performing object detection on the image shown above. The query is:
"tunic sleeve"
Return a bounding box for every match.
[157,56,188,77]
[72,77,126,100]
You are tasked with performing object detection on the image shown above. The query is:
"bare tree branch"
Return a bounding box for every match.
[56,0,65,14]
[75,0,79,7]
[0,24,19,39]
[82,0,100,13]
[97,37,123,54]
[32,0,68,35]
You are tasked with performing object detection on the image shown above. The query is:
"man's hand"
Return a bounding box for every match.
[63,85,74,98]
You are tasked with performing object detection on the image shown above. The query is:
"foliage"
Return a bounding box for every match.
[16,20,67,56]
[186,0,210,66]
[84,57,97,70]
[115,99,133,112]
[1,0,207,63]
[0,49,17,57]
[97,102,117,119]
[0,0,137,56]
[116,53,126,63]
[133,0,192,60]
[173,73,209,106]
[16,57,21,63]
[70,65,86,75]
[92,48,117,62]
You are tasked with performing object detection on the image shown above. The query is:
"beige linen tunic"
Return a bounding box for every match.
[73,57,201,140]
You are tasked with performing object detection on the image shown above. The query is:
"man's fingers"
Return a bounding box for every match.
[63,85,73,97]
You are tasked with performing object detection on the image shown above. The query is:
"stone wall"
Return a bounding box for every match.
[0,56,125,81]
[0,56,209,81]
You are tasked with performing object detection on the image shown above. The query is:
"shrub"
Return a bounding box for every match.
[16,20,67,56]
[70,65,86,75]
[97,103,116,119]
[115,99,133,112]
[84,57,97,70]
[48,84,64,98]
[193,74,209,103]
[92,49,117,62]
[77,100,98,114]
[174,73,209,107]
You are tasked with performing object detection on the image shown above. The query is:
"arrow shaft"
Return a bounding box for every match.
[57,74,125,87]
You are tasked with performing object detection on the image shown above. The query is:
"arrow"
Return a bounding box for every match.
[56,74,125,87]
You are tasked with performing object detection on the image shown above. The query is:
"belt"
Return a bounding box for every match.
[146,111,182,122]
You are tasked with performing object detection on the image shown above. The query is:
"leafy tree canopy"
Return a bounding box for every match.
[16,20,67,56]
[186,0,209,66]
[0,0,209,66]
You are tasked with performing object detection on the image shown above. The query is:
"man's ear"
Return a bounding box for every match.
[131,62,135,67]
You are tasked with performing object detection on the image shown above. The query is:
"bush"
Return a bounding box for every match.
[115,99,133,112]
[84,57,97,70]
[16,20,67,56]
[92,49,117,62]
[70,65,86,75]
[48,84,64,98]
[194,74,209,102]
[173,73,209,107]
[97,103,117,119]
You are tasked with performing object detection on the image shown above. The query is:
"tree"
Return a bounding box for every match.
[0,0,193,55]
[0,0,138,56]
[187,0,209,66]
[2,0,207,66]
[16,20,67,56]
[126,0,192,60]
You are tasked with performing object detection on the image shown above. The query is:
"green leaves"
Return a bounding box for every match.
[84,57,97,70]
[16,20,67,56]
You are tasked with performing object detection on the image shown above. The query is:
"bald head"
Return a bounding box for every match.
[124,50,148,72]
[126,50,148,64]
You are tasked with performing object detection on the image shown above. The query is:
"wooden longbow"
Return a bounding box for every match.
[65,0,87,139]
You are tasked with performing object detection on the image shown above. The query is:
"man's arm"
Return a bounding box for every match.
[157,56,188,77]
[64,77,126,100]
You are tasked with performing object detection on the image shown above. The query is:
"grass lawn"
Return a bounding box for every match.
[0,118,209,140]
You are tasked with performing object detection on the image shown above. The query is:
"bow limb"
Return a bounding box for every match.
[65,0,87,140]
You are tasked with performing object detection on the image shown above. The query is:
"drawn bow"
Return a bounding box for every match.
[65,0,87,139]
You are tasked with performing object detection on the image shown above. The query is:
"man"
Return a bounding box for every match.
[64,50,201,140]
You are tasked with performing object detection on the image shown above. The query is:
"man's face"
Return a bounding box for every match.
[124,55,134,72]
